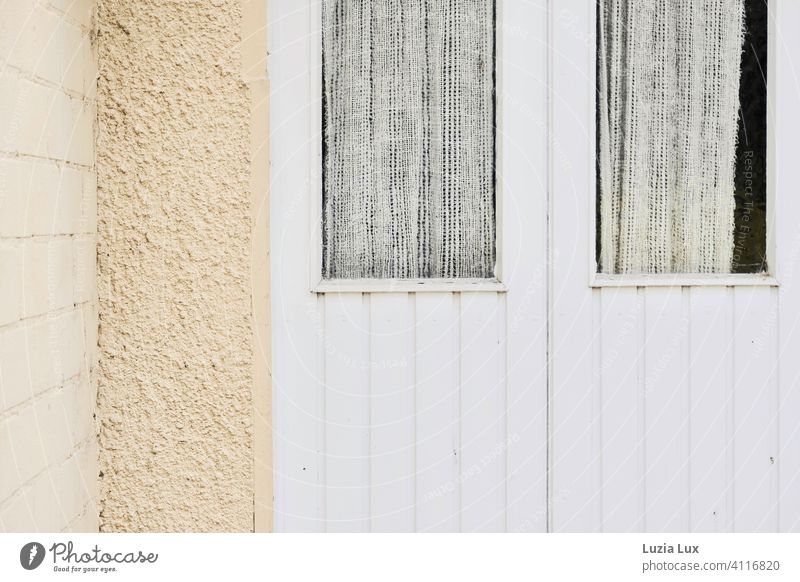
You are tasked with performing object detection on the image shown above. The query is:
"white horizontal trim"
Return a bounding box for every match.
[312,278,508,293]
[590,273,779,288]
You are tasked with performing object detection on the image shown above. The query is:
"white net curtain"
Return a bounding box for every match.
[322,0,496,279]
[598,0,746,274]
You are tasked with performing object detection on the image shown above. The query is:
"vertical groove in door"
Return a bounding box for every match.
[776,2,800,531]
[635,287,645,531]
[638,286,647,532]
[643,287,690,531]
[414,293,421,532]
[732,286,779,531]
[591,289,603,531]
[688,287,729,531]
[684,288,691,526]
[499,292,508,532]
[455,292,462,532]
[369,292,415,532]
[727,286,736,532]
[598,286,643,531]
[596,290,604,532]
[770,286,780,529]
[323,293,370,531]
[632,287,645,531]
[364,292,372,531]
[499,0,548,534]
[545,0,554,534]
[415,293,460,532]
[767,287,780,531]
[319,293,327,530]
[460,292,506,531]
[411,292,418,533]
[682,286,692,530]
[321,292,329,532]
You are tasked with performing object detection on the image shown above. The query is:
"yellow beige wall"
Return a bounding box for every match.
[0,0,99,531]
[96,0,270,531]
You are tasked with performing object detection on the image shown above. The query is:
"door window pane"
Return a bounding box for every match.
[322,1,496,279]
[596,0,767,275]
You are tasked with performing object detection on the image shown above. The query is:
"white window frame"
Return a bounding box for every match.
[587,1,778,288]
[306,0,508,293]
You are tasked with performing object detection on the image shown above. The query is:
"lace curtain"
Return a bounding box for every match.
[598,0,745,274]
[322,0,495,279]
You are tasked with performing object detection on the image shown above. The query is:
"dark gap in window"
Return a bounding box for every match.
[491,0,498,264]
[595,0,768,273]
[320,6,329,273]
[595,2,602,271]
[733,0,768,273]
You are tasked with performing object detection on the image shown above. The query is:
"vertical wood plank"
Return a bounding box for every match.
[459,293,505,532]
[550,0,602,532]
[324,293,370,532]
[369,293,415,532]
[599,287,644,531]
[777,278,800,531]
[725,289,736,533]
[268,0,324,532]
[732,286,779,532]
[688,288,731,532]
[502,0,549,534]
[643,287,690,531]
[778,264,800,531]
[415,293,460,532]
[775,0,800,533]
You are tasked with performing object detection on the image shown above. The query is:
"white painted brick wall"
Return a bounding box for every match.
[0,0,97,532]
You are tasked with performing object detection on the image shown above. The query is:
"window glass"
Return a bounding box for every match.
[322,1,496,279]
[733,0,768,273]
[596,0,767,275]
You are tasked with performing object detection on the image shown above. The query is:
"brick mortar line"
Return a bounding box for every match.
[0,300,95,335]
[61,500,96,532]
[0,233,96,242]
[38,0,94,33]
[0,433,97,512]
[0,370,89,422]
[0,149,96,171]
[2,62,96,103]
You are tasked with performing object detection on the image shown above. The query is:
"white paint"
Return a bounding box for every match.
[549,0,798,533]
[269,0,800,532]
[313,279,508,294]
[270,0,547,532]
[591,274,779,288]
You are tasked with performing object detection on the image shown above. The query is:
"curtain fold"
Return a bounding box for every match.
[322,0,495,279]
[598,0,745,274]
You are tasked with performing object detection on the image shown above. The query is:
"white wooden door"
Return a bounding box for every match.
[269,0,549,532]
[269,0,800,532]
[550,0,800,532]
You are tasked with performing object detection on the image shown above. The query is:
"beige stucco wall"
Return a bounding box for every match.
[0,0,98,532]
[96,0,270,532]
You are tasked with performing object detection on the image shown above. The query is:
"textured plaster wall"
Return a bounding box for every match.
[0,0,98,532]
[96,0,269,532]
